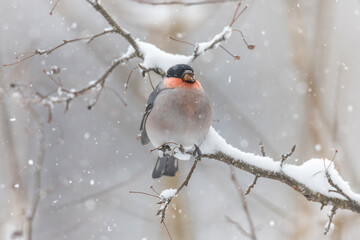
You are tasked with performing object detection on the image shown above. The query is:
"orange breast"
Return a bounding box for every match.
[164,77,202,90]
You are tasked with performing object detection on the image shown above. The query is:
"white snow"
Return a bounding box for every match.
[121,26,232,74]
[195,26,232,54]
[325,219,335,235]
[136,40,192,72]
[173,149,191,161]
[201,127,360,202]
[201,127,280,172]
[159,188,177,200]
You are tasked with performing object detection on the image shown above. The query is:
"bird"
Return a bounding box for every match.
[140,64,212,178]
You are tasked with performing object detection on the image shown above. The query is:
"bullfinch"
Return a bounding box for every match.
[140,64,212,178]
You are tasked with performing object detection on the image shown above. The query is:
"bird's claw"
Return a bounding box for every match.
[192,144,202,161]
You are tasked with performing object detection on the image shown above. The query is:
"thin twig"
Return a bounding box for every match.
[11,53,135,115]
[219,45,240,60]
[230,168,257,240]
[3,30,116,67]
[225,215,251,238]
[25,106,46,240]
[148,73,155,91]
[85,0,143,57]
[324,206,337,235]
[168,36,195,47]
[163,221,174,240]
[245,175,259,195]
[105,86,127,106]
[280,145,296,167]
[259,142,266,157]
[50,0,62,15]
[232,29,255,49]
[124,67,139,94]
[230,3,248,27]
[129,191,160,198]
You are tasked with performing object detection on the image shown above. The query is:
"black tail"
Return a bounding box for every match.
[152,155,178,178]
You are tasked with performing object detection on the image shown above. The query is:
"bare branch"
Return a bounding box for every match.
[3,30,116,67]
[85,0,143,57]
[50,0,62,15]
[232,29,255,49]
[23,106,46,240]
[280,144,296,167]
[230,169,257,240]
[245,175,259,195]
[225,215,250,238]
[229,2,248,27]
[259,142,266,157]
[162,221,174,240]
[11,53,134,116]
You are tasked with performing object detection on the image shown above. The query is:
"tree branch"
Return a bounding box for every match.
[230,169,257,240]
[85,0,143,58]
[3,30,116,67]
[157,150,201,223]
[201,127,360,214]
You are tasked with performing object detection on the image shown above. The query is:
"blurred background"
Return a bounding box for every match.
[1,0,360,239]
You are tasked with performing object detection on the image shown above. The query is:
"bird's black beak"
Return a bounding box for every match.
[182,70,196,83]
[185,75,196,83]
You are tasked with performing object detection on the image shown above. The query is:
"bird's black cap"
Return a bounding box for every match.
[166,64,194,78]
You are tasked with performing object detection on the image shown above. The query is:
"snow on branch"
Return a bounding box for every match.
[192,26,232,60]
[201,127,360,215]
[85,0,245,77]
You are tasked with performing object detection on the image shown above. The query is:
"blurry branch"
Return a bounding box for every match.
[85,0,143,58]
[50,0,62,15]
[3,0,252,120]
[5,0,251,115]
[134,0,239,6]
[0,101,27,239]
[10,53,132,120]
[55,163,150,208]
[225,216,251,238]
[25,107,46,240]
[3,29,116,67]
[229,168,257,240]
[162,221,174,240]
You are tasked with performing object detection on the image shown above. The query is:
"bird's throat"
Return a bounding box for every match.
[164,77,202,90]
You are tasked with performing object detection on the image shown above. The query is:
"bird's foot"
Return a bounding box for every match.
[192,144,202,161]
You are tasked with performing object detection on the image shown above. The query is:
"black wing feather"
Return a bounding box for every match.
[139,83,166,145]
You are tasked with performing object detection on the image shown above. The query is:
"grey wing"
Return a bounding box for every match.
[140,83,165,145]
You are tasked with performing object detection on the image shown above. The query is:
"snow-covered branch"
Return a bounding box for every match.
[86,0,240,77]
[201,127,360,214]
